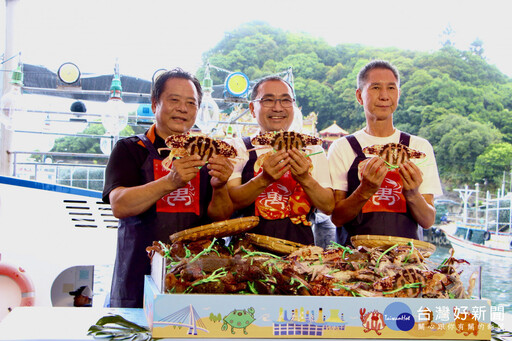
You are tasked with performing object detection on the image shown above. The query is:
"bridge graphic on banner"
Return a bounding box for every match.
[154,304,209,335]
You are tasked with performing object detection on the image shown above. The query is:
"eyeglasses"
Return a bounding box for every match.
[253,98,295,108]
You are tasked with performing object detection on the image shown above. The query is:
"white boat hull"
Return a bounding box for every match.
[443,231,512,259]
[0,176,118,313]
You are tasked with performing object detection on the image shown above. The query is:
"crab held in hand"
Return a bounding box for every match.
[159,134,238,170]
[250,131,323,173]
[251,131,322,151]
[362,143,425,168]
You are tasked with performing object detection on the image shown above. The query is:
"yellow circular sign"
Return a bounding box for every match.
[225,72,249,97]
[58,62,80,84]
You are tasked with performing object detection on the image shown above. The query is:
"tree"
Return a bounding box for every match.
[472,142,512,191]
[469,38,485,58]
[276,53,328,81]
[234,34,279,69]
[52,124,105,153]
[440,24,455,47]
[325,63,347,85]
[401,69,434,108]
[419,114,501,187]
[294,77,334,119]
[51,123,135,164]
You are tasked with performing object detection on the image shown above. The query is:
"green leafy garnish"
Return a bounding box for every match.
[240,246,282,260]
[88,314,152,340]
[375,243,399,268]
[185,267,228,293]
[403,241,414,263]
[334,284,363,297]
[247,281,259,294]
[383,282,424,295]
[491,321,512,341]
[328,241,354,258]
[188,238,220,263]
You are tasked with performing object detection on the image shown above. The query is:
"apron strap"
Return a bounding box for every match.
[346,135,365,158]
[137,133,161,159]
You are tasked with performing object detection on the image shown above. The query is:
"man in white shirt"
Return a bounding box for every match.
[328,60,442,245]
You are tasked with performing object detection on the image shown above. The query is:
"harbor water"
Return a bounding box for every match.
[429,245,512,317]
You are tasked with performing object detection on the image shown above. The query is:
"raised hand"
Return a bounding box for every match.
[288,147,312,182]
[164,154,205,188]
[358,157,388,198]
[208,155,234,189]
[399,160,423,196]
[260,149,291,183]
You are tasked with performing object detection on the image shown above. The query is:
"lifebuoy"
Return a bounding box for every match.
[483,231,491,241]
[0,263,35,306]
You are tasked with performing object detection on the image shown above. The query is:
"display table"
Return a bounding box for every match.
[0,307,145,341]
[1,306,510,341]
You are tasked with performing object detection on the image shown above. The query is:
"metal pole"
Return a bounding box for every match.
[458,184,471,226]
[502,171,506,196]
[2,0,20,96]
[475,183,479,225]
[485,191,490,230]
[86,167,90,190]
[497,188,501,234]
[509,189,512,234]
[1,0,21,176]
[12,151,16,176]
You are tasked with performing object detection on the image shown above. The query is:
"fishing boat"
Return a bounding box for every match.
[439,184,512,259]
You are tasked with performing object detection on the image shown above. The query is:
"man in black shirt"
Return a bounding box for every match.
[102,68,233,308]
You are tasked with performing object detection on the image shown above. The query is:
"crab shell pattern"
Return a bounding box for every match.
[362,143,426,166]
[251,131,322,151]
[251,131,322,173]
[161,134,237,170]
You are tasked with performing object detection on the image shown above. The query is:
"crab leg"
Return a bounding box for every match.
[158,147,172,155]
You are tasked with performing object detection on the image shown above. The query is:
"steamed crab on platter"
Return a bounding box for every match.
[147,234,476,298]
[159,133,238,170]
[250,131,323,172]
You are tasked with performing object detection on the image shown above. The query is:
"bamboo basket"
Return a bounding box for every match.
[169,216,259,243]
[246,233,307,255]
[351,234,436,256]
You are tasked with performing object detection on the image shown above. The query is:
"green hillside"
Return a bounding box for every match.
[202,22,512,191]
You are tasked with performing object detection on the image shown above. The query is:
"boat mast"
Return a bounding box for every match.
[455,184,479,228]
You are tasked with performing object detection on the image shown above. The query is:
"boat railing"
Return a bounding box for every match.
[11,151,108,191]
[461,217,512,233]
[458,221,488,230]
[455,206,508,227]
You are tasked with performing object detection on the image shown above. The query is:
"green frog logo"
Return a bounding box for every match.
[221,307,255,334]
